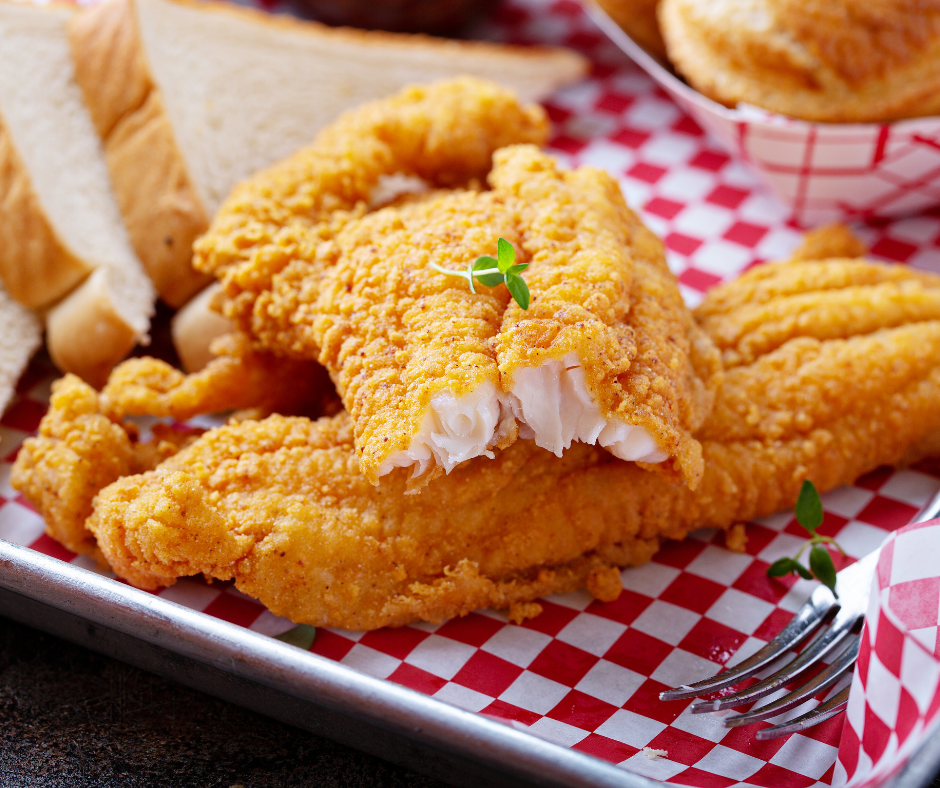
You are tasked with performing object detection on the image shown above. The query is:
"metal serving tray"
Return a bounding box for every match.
[0,539,655,788]
[1,538,939,788]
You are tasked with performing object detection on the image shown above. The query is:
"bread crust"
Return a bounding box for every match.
[0,113,92,309]
[136,0,587,87]
[46,269,139,389]
[660,0,940,123]
[69,0,210,308]
[170,283,233,373]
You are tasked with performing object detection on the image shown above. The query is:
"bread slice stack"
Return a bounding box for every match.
[0,0,154,388]
[0,283,41,418]
[70,0,588,308]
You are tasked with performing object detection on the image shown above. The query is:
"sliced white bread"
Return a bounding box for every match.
[46,263,154,389]
[69,0,588,308]
[0,283,41,417]
[0,0,154,388]
[0,2,144,308]
[170,282,233,373]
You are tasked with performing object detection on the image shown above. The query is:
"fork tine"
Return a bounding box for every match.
[690,602,862,713]
[659,585,835,702]
[755,685,851,740]
[723,637,859,726]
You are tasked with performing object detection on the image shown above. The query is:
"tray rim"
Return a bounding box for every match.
[0,537,663,788]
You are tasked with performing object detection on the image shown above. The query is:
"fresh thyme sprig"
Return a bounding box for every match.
[431,237,530,310]
[766,480,845,597]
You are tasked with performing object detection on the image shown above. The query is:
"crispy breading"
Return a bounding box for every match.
[311,189,518,484]
[83,308,940,628]
[696,259,940,367]
[195,81,717,485]
[100,332,338,422]
[490,145,717,484]
[9,375,200,556]
[311,145,717,485]
[788,224,866,262]
[192,77,549,354]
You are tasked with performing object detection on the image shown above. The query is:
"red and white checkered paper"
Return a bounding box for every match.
[835,520,940,788]
[586,2,940,227]
[5,0,940,786]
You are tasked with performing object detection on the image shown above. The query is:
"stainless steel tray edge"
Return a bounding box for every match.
[0,539,659,788]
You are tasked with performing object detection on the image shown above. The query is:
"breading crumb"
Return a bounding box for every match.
[724,522,748,553]
[508,601,543,624]
[643,747,668,760]
[586,565,623,603]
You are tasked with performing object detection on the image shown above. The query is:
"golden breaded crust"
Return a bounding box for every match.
[788,224,866,263]
[196,84,716,485]
[312,190,517,482]
[696,259,940,367]
[660,0,940,122]
[10,375,198,556]
[193,77,549,353]
[100,332,338,422]
[491,145,719,485]
[593,0,666,59]
[311,146,717,484]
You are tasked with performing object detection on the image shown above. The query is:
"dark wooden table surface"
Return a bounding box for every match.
[0,615,449,788]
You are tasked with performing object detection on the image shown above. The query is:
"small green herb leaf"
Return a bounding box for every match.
[766,479,844,593]
[506,274,530,310]
[497,237,515,273]
[809,545,838,596]
[767,557,797,577]
[767,557,813,580]
[473,256,503,287]
[795,480,824,534]
[793,562,814,581]
[273,624,317,650]
[433,239,529,310]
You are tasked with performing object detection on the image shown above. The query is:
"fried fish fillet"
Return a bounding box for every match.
[195,79,717,486]
[9,375,202,556]
[17,257,940,629]
[100,332,338,422]
[193,77,550,352]
[311,145,717,487]
[488,146,716,482]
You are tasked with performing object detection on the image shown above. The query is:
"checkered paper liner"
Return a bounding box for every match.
[585,1,940,228]
[5,0,940,785]
[835,520,940,788]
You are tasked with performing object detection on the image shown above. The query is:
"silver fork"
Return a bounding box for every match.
[659,484,940,740]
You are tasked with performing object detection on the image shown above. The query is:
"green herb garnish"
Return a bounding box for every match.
[766,480,845,597]
[431,237,530,310]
